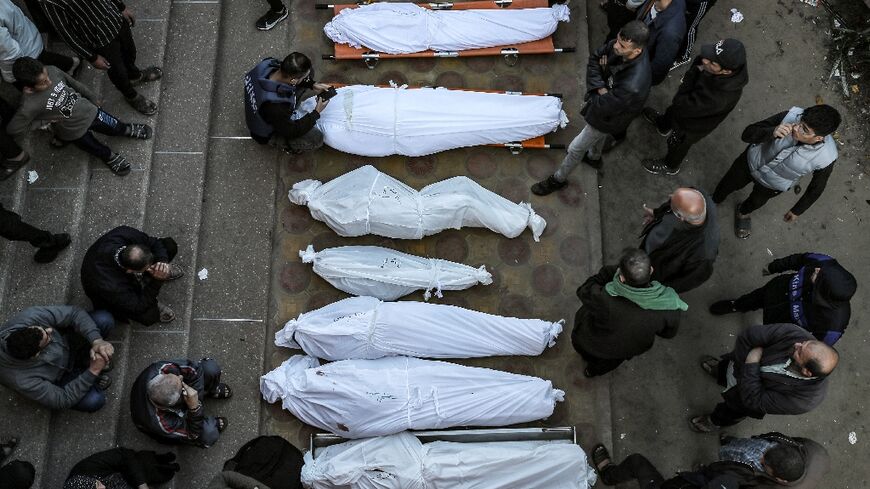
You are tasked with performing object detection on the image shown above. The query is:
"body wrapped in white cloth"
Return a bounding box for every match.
[324,2,570,54]
[297,85,568,157]
[301,432,597,489]
[299,245,492,300]
[289,165,546,241]
[260,355,565,438]
[275,295,563,360]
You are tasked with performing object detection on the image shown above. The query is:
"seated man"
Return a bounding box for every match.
[80,225,182,326]
[710,252,856,346]
[593,431,828,488]
[7,57,153,176]
[572,248,685,377]
[243,52,331,154]
[0,306,114,412]
[64,447,180,489]
[130,358,231,448]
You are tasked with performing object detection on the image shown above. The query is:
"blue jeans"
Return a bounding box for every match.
[62,310,116,413]
[71,109,130,162]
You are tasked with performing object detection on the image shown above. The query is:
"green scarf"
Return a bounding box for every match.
[604,271,689,311]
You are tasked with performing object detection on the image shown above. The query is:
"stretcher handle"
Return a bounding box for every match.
[556,47,576,53]
[315,3,332,9]
[548,143,566,149]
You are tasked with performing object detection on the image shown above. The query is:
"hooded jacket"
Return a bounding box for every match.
[0,306,101,410]
[636,0,687,85]
[666,56,749,134]
[582,39,652,134]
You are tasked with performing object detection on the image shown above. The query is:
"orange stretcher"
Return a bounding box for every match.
[324,83,566,153]
[316,0,575,69]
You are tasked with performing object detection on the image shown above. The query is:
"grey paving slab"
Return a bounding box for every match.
[127,0,172,23]
[0,391,51,488]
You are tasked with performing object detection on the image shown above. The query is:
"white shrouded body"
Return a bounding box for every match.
[275,295,563,360]
[289,165,546,241]
[301,432,597,489]
[299,245,492,301]
[324,2,570,54]
[298,85,568,157]
[260,355,565,439]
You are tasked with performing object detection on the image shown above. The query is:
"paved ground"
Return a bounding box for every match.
[0,0,867,488]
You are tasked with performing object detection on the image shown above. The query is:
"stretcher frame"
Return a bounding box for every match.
[316,0,575,69]
[323,83,566,154]
[310,426,577,457]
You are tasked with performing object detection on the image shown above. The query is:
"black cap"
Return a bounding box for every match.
[700,38,747,71]
[812,264,857,308]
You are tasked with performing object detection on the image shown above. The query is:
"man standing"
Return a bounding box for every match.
[691,323,838,432]
[0,305,115,412]
[0,0,79,83]
[572,248,685,377]
[243,52,332,154]
[0,203,70,262]
[531,21,650,195]
[712,104,841,239]
[710,252,856,346]
[80,226,182,326]
[130,358,231,448]
[256,0,288,31]
[39,0,162,115]
[640,187,719,293]
[636,0,686,86]
[641,38,748,175]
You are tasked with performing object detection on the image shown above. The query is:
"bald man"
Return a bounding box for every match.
[691,323,838,432]
[639,187,719,292]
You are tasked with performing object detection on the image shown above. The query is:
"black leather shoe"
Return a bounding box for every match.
[531,175,567,196]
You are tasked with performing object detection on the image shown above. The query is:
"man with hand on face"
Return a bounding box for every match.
[712,104,841,239]
[81,226,183,326]
[243,52,333,154]
[532,20,651,195]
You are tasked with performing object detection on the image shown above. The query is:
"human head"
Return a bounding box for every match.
[762,443,805,483]
[669,188,707,225]
[118,244,155,273]
[0,460,36,489]
[614,21,648,60]
[12,57,50,92]
[792,340,838,378]
[617,248,653,287]
[794,104,840,144]
[5,326,52,359]
[700,38,746,75]
[63,474,106,489]
[147,373,183,407]
[812,264,857,307]
[279,52,313,85]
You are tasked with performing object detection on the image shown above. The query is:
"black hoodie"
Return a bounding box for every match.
[665,55,749,135]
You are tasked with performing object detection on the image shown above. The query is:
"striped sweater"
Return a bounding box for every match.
[38,0,126,61]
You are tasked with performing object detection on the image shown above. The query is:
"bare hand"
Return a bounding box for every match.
[147,262,171,280]
[90,339,114,363]
[121,7,135,27]
[783,211,799,223]
[315,97,330,113]
[596,87,609,95]
[312,82,331,92]
[181,382,200,409]
[88,354,108,375]
[92,55,111,70]
[773,123,793,139]
[642,204,655,226]
[745,346,763,364]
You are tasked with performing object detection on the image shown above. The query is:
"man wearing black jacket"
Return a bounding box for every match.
[636,0,686,85]
[572,248,685,377]
[710,252,855,346]
[64,447,179,488]
[80,226,183,326]
[641,38,748,175]
[532,21,651,195]
[691,323,837,432]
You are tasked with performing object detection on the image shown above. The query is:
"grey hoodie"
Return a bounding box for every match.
[0,306,102,410]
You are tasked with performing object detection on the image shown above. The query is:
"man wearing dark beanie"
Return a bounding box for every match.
[641,38,749,175]
[710,252,856,345]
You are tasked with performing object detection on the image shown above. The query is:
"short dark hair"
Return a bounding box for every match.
[764,443,804,482]
[618,248,652,287]
[6,327,43,359]
[12,56,45,88]
[802,104,841,137]
[280,52,312,78]
[119,244,154,271]
[803,357,827,378]
[618,21,649,48]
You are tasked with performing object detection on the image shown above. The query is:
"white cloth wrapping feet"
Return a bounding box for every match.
[289,165,547,241]
[324,2,570,54]
[298,85,568,157]
[260,355,565,439]
[275,295,563,360]
[299,245,492,301]
[301,432,596,489]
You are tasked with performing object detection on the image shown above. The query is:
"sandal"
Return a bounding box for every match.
[689,415,719,433]
[130,66,163,86]
[1,437,19,459]
[210,383,233,399]
[590,443,612,475]
[215,416,229,432]
[734,205,751,239]
[700,355,720,379]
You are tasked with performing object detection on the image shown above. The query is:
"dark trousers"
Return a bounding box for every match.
[708,356,750,427]
[734,275,793,324]
[677,0,718,60]
[23,0,55,35]
[38,49,76,73]
[0,98,22,160]
[265,0,285,11]
[664,130,707,169]
[58,310,116,412]
[71,109,130,162]
[712,149,782,214]
[0,203,53,247]
[93,20,142,99]
[195,358,223,447]
[571,332,626,377]
[601,454,694,489]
